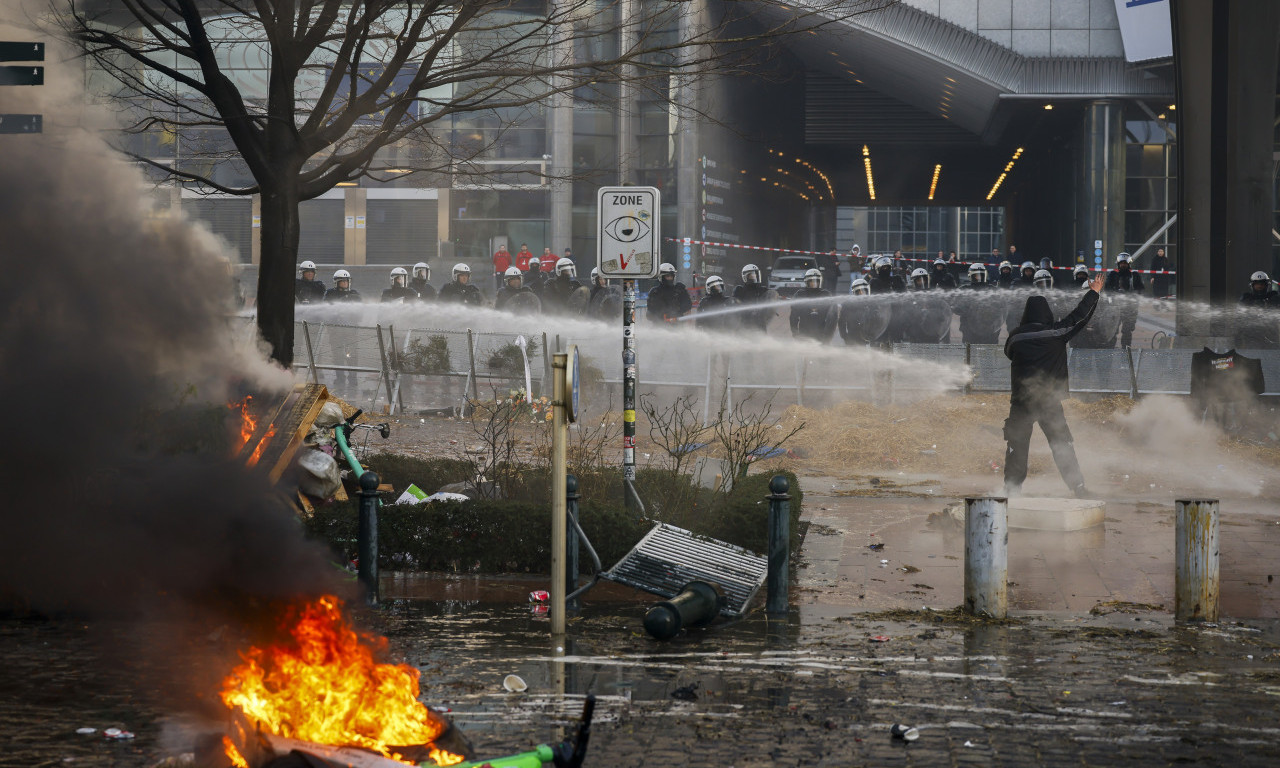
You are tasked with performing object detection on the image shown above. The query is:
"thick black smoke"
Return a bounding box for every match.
[0,12,342,616]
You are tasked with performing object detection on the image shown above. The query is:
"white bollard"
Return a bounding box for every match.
[964,497,1008,619]
[1175,499,1220,622]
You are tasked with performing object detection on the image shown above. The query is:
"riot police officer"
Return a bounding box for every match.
[324,269,362,303]
[409,262,435,301]
[296,260,326,304]
[542,257,585,314]
[1104,253,1144,348]
[733,263,774,332]
[380,267,419,303]
[438,263,485,306]
[647,263,692,323]
[697,275,736,332]
[790,268,834,342]
[494,266,538,312]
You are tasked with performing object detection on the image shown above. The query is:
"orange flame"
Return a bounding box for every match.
[247,423,276,467]
[222,736,249,768]
[220,595,460,766]
[228,396,257,453]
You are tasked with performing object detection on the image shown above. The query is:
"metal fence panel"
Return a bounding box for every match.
[1067,348,1133,394]
[1135,349,1195,395]
[968,344,1010,392]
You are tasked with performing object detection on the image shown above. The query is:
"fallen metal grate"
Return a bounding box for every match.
[604,523,768,617]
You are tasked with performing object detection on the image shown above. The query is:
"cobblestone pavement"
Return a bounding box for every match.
[4,594,1279,768]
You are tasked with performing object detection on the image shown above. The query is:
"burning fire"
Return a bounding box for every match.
[228,396,257,453]
[220,595,463,766]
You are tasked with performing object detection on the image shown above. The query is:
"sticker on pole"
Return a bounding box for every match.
[597,186,660,278]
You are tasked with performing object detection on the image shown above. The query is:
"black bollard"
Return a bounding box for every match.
[357,470,380,605]
[766,474,790,615]
[566,474,580,611]
[643,581,724,641]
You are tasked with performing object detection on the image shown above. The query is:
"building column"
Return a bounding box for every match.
[344,188,367,265]
[1172,0,1279,334]
[548,2,575,257]
[436,188,450,264]
[674,0,705,283]
[1076,100,1126,273]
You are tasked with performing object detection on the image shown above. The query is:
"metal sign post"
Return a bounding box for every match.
[551,352,568,636]
[597,186,659,512]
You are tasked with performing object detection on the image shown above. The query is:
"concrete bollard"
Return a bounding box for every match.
[766,475,791,615]
[357,470,380,605]
[964,497,1008,619]
[643,581,724,640]
[1175,499,1220,622]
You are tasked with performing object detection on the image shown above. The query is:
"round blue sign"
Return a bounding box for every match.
[1094,256,1103,265]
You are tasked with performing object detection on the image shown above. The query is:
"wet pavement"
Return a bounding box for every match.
[3,475,1280,767]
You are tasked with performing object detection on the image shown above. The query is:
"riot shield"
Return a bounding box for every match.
[909,294,953,342]
[503,291,543,316]
[587,287,623,321]
[839,298,892,344]
[1073,295,1120,348]
[566,285,591,315]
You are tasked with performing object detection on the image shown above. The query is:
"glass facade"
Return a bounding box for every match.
[837,205,1005,261]
[1123,110,1176,272]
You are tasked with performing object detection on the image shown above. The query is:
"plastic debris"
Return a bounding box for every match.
[503,675,528,692]
[890,724,918,741]
[103,728,134,740]
[870,635,890,643]
[964,740,975,748]
[75,728,96,735]
[879,559,889,564]
[868,543,885,551]
[670,683,700,701]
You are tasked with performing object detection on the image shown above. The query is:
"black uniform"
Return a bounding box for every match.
[409,278,436,301]
[1149,253,1172,298]
[438,281,484,307]
[323,287,362,303]
[930,264,958,290]
[868,269,907,294]
[733,282,774,331]
[1009,270,1038,289]
[542,275,585,313]
[647,281,692,323]
[789,286,833,341]
[1002,290,1099,497]
[494,285,537,312]
[996,269,1015,288]
[525,271,548,298]
[697,292,736,332]
[296,278,327,304]
[956,282,1003,344]
[1104,268,1144,348]
[380,285,419,303]
[585,283,620,319]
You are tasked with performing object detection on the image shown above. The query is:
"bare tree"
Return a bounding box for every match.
[61,0,894,365]
[710,388,803,490]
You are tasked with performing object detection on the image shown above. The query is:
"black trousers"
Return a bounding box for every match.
[1003,397,1085,493]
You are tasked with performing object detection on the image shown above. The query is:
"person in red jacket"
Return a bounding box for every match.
[540,247,557,272]
[493,244,512,291]
[514,243,534,271]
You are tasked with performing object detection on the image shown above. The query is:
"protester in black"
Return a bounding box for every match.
[1002,274,1104,498]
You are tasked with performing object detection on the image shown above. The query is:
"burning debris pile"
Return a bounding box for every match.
[210,595,469,768]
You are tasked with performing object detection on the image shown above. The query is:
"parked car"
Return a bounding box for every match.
[767,255,820,296]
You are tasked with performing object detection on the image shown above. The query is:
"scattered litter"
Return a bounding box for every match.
[502,675,528,693]
[964,740,975,748]
[880,559,889,564]
[394,483,430,505]
[870,635,891,643]
[670,682,700,701]
[1109,701,1127,706]
[431,706,452,713]
[869,478,880,486]
[530,605,548,616]
[868,543,885,551]
[529,590,549,603]
[889,724,918,741]
[75,728,96,735]
[103,728,134,740]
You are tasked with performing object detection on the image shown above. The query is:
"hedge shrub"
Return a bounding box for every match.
[305,453,803,574]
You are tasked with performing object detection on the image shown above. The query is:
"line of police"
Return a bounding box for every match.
[294,258,622,319]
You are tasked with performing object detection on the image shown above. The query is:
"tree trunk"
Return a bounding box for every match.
[257,181,303,368]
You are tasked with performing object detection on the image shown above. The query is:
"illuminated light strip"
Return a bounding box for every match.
[928,164,941,201]
[986,147,1024,201]
[862,145,875,201]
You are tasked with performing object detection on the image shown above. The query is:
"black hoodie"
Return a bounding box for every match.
[1004,290,1099,404]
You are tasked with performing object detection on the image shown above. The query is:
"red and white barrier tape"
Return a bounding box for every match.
[670,237,1176,274]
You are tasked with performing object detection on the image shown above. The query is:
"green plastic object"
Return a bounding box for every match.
[440,743,555,768]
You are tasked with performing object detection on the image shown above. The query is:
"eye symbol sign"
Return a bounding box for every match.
[604,216,650,243]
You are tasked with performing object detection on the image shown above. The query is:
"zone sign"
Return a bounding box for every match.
[597,186,660,278]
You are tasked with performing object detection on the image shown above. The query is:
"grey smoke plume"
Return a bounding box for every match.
[0,10,335,614]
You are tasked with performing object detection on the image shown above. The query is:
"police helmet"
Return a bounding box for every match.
[1033,269,1054,290]
[300,260,317,272]
[999,260,1012,273]
[333,269,351,283]
[659,263,677,278]
[1020,260,1035,273]
[933,258,948,268]
[529,257,541,269]
[706,275,725,295]
[452,263,470,281]
[504,266,522,278]
[1251,271,1270,284]
[1073,264,1089,278]
[555,257,576,278]
[742,263,761,284]
[850,277,871,296]
[1116,252,1133,265]
[390,266,408,286]
[874,255,893,271]
[413,261,430,279]
[910,267,929,288]
[968,263,988,283]
[803,268,823,288]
